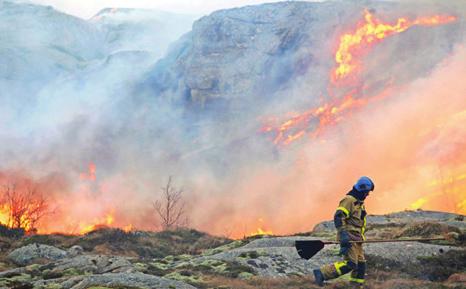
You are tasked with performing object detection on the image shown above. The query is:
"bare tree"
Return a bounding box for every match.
[1,183,49,232]
[154,177,187,230]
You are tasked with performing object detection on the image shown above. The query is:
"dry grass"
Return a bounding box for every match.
[194,275,459,289]
[393,222,461,239]
[197,276,324,289]
[3,227,233,258]
[370,278,452,289]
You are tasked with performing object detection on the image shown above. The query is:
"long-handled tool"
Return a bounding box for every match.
[295,237,446,260]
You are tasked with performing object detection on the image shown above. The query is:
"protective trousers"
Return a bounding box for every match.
[320,242,366,284]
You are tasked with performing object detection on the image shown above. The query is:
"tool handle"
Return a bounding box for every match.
[323,237,446,244]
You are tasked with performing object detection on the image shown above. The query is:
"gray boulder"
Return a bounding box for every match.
[313,210,466,232]
[8,243,68,266]
[67,245,83,257]
[49,254,135,275]
[205,236,459,277]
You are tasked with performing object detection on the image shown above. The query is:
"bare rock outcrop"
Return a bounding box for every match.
[8,243,68,266]
[203,236,460,277]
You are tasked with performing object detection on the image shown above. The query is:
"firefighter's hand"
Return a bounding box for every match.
[339,230,351,256]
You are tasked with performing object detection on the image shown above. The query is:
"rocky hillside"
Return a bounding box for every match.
[144,0,466,113]
[91,8,198,58]
[0,210,464,289]
[0,0,196,131]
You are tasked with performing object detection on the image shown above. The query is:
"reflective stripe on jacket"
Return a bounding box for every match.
[336,195,367,240]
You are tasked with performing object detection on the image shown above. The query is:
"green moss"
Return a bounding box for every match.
[9,273,32,282]
[174,254,193,261]
[212,263,228,274]
[0,273,33,288]
[202,240,246,256]
[164,271,203,284]
[330,246,340,255]
[238,272,254,279]
[45,283,63,289]
[133,262,148,272]
[26,263,41,272]
[163,255,175,262]
[216,261,255,278]
[147,261,171,276]
[42,269,64,280]
[63,268,81,276]
[173,261,191,269]
[150,261,169,270]
[199,259,225,267]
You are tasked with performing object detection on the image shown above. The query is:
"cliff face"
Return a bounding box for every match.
[145,1,465,115]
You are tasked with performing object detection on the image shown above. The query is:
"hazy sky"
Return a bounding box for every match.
[31,0,305,18]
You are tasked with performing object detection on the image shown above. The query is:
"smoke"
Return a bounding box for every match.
[1,1,465,236]
[187,44,466,237]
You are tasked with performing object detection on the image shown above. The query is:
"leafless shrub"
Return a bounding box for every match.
[154,176,187,230]
[1,182,49,232]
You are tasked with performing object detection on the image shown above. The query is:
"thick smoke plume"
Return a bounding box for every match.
[0,0,465,237]
[204,45,466,237]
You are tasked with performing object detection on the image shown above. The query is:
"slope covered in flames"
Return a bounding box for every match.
[140,0,466,236]
[0,0,465,238]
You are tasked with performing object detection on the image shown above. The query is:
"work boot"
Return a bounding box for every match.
[313,269,325,287]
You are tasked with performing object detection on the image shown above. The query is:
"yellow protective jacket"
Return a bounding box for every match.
[336,194,367,240]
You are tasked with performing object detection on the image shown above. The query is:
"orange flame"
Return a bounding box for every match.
[261,10,457,147]
[248,227,273,237]
[261,93,388,146]
[77,210,116,234]
[247,218,273,237]
[0,204,9,226]
[123,224,134,232]
[333,10,457,81]
[411,171,466,214]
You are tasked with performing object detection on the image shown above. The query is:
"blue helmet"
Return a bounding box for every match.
[354,176,375,193]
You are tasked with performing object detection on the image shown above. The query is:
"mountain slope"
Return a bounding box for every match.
[144,0,465,114]
[91,8,199,58]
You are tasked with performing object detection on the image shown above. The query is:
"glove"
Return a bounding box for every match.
[339,230,351,256]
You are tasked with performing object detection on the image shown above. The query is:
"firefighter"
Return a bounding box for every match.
[313,176,375,288]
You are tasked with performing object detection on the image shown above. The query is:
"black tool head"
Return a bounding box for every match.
[295,240,325,260]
